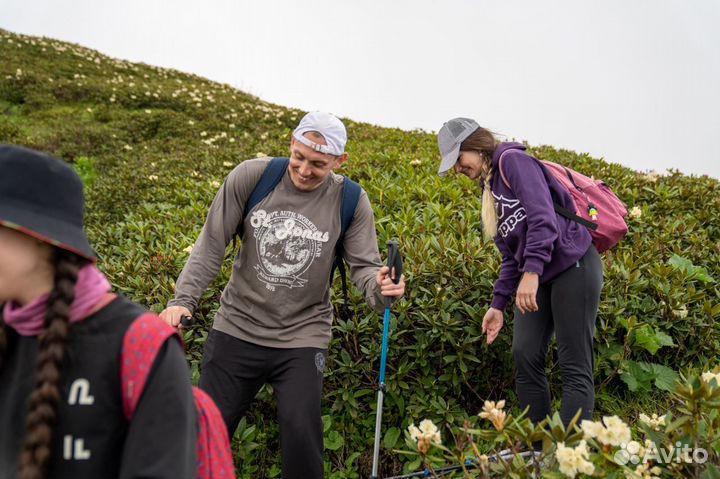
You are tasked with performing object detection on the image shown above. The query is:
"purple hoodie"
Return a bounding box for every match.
[489,143,592,311]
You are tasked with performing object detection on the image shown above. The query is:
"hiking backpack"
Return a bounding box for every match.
[121,314,235,479]
[499,150,628,252]
[234,157,362,320]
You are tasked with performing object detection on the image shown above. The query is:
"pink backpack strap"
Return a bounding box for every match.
[194,388,235,479]
[497,149,514,189]
[120,313,180,418]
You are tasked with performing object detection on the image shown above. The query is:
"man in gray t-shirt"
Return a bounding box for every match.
[160,111,405,479]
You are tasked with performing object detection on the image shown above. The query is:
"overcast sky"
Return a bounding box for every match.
[3,0,719,178]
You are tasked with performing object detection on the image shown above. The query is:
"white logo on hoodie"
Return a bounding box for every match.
[493,193,527,238]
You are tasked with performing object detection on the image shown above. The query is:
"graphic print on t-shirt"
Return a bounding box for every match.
[250,209,330,291]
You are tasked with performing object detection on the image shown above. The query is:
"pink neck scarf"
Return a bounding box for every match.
[3,264,112,336]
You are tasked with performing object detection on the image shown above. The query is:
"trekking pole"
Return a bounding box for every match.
[371,240,403,479]
[180,315,196,328]
[383,450,539,479]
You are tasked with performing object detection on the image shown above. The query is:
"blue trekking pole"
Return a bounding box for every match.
[371,240,403,479]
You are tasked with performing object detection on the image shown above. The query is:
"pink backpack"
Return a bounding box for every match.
[499,150,628,253]
[121,314,236,479]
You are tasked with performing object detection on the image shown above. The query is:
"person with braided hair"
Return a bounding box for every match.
[0,145,198,479]
[436,119,604,430]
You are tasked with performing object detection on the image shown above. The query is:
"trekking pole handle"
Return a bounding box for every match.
[386,240,403,285]
[384,240,403,309]
[180,315,196,328]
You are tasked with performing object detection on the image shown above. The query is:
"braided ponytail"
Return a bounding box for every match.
[481,167,498,240]
[18,249,84,479]
[458,126,500,240]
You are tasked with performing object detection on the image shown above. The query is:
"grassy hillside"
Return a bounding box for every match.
[1,29,719,477]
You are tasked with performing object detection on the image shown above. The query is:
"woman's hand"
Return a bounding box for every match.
[482,308,504,345]
[516,272,539,314]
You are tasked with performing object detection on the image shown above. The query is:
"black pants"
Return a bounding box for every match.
[199,329,327,479]
[512,245,603,426]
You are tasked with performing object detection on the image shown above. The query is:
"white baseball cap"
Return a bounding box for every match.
[437,117,481,176]
[292,111,347,156]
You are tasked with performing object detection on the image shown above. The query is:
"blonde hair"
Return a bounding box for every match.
[459,126,499,239]
[480,165,498,239]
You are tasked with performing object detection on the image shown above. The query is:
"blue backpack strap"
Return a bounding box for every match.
[340,177,361,238]
[332,177,362,320]
[235,157,289,240]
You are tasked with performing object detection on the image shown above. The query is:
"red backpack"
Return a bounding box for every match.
[121,314,236,479]
[499,150,628,253]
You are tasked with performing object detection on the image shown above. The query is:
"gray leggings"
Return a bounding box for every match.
[512,245,603,426]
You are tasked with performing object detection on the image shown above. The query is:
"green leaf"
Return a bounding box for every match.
[651,363,680,392]
[324,430,344,451]
[701,463,720,479]
[634,324,675,355]
[384,427,401,449]
[668,254,715,283]
[621,361,654,392]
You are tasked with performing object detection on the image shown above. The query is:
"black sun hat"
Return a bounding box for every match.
[0,144,96,261]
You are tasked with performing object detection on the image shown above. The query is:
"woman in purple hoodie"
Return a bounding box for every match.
[436,118,603,428]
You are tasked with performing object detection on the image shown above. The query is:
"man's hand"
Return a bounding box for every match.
[159,305,192,329]
[376,266,406,298]
[516,272,539,315]
[482,308,504,345]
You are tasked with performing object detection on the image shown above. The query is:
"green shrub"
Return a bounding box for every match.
[1,28,718,477]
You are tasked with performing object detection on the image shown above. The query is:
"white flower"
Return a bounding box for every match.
[183,244,194,253]
[255,152,267,158]
[188,120,195,125]
[642,171,660,183]
[581,419,605,440]
[148,175,158,181]
[410,159,422,166]
[419,419,441,444]
[408,419,441,446]
[598,416,632,447]
[638,413,666,431]
[223,161,234,167]
[629,206,642,219]
[210,180,221,188]
[702,371,720,386]
[145,109,152,114]
[581,416,631,446]
[631,462,662,479]
[123,144,133,151]
[555,441,595,478]
[478,400,507,431]
[672,306,688,319]
[408,423,421,441]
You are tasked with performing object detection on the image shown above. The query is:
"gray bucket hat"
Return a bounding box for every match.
[436,117,481,176]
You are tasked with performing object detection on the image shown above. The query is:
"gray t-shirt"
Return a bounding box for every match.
[168,157,387,349]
